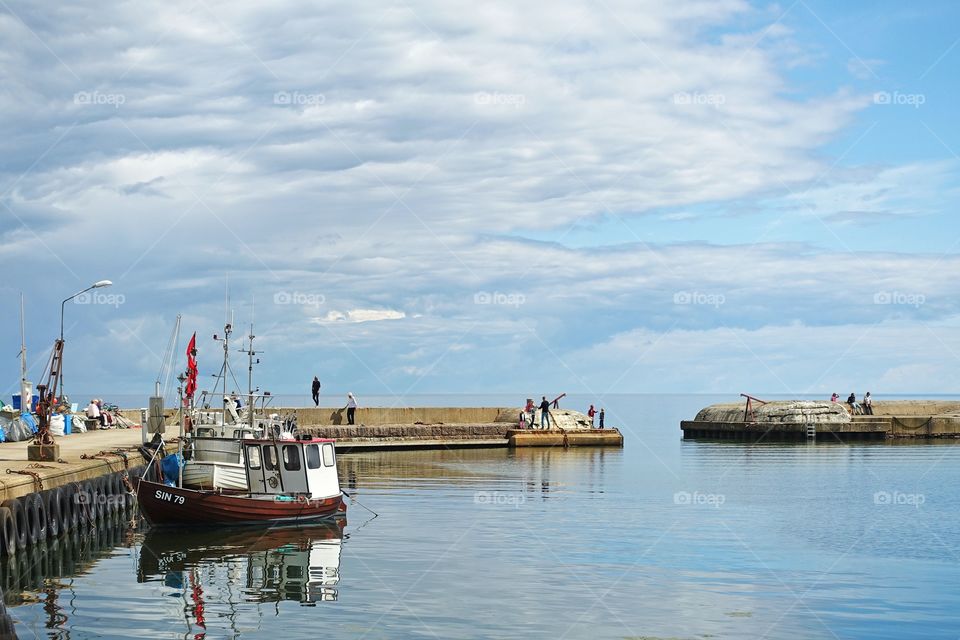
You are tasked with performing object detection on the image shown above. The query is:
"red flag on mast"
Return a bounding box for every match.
[185,332,198,401]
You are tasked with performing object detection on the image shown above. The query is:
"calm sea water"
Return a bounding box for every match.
[4,394,960,639]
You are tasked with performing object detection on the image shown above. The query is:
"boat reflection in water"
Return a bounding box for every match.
[137,521,345,605]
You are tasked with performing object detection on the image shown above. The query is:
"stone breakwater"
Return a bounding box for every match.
[683,400,960,440]
[694,401,850,424]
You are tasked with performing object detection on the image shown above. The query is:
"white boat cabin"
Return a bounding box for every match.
[244,438,341,500]
[190,426,257,464]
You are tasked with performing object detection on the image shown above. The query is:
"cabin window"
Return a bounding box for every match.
[306,444,321,469]
[246,445,261,470]
[322,443,335,467]
[283,445,301,471]
[232,430,241,439]
[264,445,279,470]
[196,427,214,437]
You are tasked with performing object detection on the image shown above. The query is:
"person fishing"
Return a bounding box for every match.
[539,396,551,429]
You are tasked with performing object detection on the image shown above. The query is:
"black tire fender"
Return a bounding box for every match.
[0,507,16,557]
[0,500,26,551]
[43,488,61,539]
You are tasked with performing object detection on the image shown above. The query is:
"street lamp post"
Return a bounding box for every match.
[58,280,112,397]
[61,280,112,341]
[29,279,113,462]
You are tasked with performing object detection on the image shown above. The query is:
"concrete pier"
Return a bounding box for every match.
[681,400,960,441]
[0,428,144,501]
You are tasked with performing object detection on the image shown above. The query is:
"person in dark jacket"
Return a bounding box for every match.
[539,396,551,429]
[847,393,861,415]
[311,376,321,406]
[599,408,605,429]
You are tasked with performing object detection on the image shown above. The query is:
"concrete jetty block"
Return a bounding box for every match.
[507,429,624,448]
[0,428,145,501]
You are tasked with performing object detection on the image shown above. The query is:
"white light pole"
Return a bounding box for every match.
[61,280,112,341]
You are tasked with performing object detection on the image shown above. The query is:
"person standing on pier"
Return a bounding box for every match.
[588,404,596,427]
[346,392,358,425]
[539,396,551,429]
[599,408,605,429]
[311,376,321,406]
[863,392,873,415]
[525,398,536,429]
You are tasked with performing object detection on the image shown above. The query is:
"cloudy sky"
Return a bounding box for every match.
[2,0,959,401]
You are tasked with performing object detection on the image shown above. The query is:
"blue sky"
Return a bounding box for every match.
[1,0,959,401]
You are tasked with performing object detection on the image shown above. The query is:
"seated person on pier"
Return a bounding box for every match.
[86,398,105,427]
[846,393,862,415]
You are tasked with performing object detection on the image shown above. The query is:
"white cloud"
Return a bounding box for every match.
[0,0,954,395]
[311,309,406,324]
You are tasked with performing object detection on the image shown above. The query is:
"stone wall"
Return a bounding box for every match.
[119,406,597,429]
[302,423,510,441]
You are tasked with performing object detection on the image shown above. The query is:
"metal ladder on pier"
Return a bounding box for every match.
[805,421,816,440]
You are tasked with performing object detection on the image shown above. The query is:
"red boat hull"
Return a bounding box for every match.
[137,479,345,527]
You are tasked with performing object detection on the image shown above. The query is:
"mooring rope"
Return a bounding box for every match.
[341,489,379,518]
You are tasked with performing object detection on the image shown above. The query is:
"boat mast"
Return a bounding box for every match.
[246,326,255,431]
[221,322,232,421]
[249,298,255,431]
[19,293,29,413]
[177,373,185,489]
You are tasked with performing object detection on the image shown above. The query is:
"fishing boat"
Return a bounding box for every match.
[181,322,297,491]
[137,436,346,526]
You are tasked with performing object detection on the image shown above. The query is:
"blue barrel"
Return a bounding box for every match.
[64,414,73,435]
[12,394,39,411]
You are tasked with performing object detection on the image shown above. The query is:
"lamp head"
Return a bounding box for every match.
[93,280,112,288]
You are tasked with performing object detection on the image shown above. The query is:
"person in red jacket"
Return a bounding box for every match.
[587,404,596,427]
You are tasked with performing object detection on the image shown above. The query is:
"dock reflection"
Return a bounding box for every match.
[338,446,619,494]
[137,522,345,605]
[0,512,133,607]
